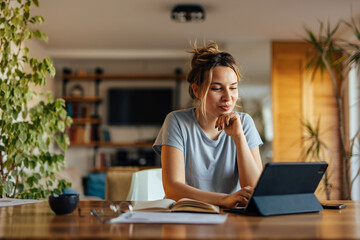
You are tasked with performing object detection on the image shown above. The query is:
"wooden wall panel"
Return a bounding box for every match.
[272,42,341,199]
[272,43,305,162]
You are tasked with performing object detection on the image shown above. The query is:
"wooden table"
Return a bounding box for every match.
[0,200,359,239]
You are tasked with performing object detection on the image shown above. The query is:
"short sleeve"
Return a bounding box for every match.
[241,113,263,149]
[152,112,185,156]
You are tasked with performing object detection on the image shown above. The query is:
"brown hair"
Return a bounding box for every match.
[187,41,241,117]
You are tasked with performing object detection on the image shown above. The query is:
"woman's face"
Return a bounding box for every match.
[204,66,239,120]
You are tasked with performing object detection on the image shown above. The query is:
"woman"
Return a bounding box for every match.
[153,42,263,208]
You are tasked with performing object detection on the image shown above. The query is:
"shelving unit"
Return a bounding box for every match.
[62,96,102,103]
[61,68,186,168]
[69,141,153,148]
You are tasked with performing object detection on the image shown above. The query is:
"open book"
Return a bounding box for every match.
[133,198,220,214]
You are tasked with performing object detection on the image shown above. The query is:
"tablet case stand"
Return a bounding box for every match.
[246,193,323,216]
[225,162,327,216]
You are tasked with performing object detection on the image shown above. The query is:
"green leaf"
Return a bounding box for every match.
[64,135,70,146]
[1,82,8,92]
[24,157,29,167]
[47,180,53,187]
[15,69,24,78]
[49,65,55,76]
[17,183,24,193]
[53,188,61,195]
[34,173,41,180]
[24,28,31,40]
[3,181,14,195]
[14,88,21,98]
[15,154,22,164]
[32,0,39,7]
[57,121,65,132]
[55,135,67,151]
[10,169,18,177]
[55,99,62,109]
[46,91,53,103]
[23,47,30,56]
[30,15,44,24]
[19,131,27,143]
[33,29,41,38]
[65,117,73,126]
[40,32,48,42]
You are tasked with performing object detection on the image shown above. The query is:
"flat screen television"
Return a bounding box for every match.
[107,88,173,126]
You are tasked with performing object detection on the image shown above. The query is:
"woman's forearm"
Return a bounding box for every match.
[163,180,228,207]
[233,134,262,187]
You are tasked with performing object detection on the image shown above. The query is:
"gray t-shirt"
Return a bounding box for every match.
[153,108,263,194]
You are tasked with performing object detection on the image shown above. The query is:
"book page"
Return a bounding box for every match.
[172,198,220,213]
[133,199,175,212]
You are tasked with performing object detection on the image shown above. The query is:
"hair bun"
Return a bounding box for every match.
[190,42,221,69]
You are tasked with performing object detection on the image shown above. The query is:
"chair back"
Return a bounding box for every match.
[126,168,165,201]
[105,167,140,201]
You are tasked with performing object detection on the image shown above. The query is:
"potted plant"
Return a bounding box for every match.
[302,119,333,200]
[0,0,72,199]
[304,18,360,199]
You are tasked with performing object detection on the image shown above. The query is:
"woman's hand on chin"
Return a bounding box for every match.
[215,112,242,137]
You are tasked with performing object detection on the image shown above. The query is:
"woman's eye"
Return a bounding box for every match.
[230,88,238,90]
[211,88,221,91]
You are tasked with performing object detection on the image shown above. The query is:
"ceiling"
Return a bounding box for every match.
[29,0,360,90]
[32,0,360,52]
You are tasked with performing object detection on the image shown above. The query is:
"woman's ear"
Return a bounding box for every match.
[191,83,200,99]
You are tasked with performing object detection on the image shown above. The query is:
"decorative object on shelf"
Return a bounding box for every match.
[171,4,205,23]
[95,67,104,75]
[75,69,87,76]
[70,84,84,97]
[0,0,72,199]
[63,67,72,75]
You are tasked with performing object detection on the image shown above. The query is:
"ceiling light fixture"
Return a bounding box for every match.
[171,4,205,23]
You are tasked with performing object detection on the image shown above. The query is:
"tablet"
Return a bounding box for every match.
[225,162,328,216]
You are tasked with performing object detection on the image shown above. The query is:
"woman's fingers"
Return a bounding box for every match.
[216,112,237,130]
[221,186,254,208]
[234,187,254,206]
[238,189,252,200]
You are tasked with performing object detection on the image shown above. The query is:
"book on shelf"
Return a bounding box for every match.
[66,102,91,118]
[66,102,73,117]
[96,151,112,168]
[84,123,91,143]
[101,128,111,142]
[67,123,93,143]
[133,198,220,214]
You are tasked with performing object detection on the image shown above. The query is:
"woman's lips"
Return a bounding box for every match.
[219,105,231,111]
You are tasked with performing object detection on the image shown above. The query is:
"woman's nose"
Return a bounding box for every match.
[222,89,231,101]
